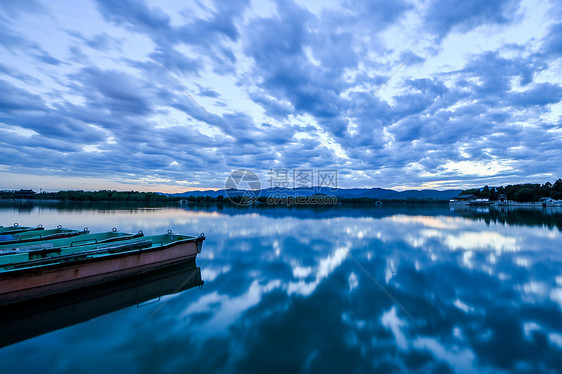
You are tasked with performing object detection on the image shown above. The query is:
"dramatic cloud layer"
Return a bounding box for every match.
[0,0,561,191]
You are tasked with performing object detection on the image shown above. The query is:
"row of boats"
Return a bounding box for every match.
[0,223,205,307]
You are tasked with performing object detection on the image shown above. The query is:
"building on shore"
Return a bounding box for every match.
[449,194,491,206]
[449,194,475,205]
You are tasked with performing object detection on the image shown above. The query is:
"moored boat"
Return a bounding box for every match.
[0,223,44,235]
[0,231,205,306]
[0,226,89,245]
[0,229,143,255]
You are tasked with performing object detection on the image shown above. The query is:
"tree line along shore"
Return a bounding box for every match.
[0,190,446,204]
[0,190,172,202]
[460,179,562,202]
[1,178,561,204]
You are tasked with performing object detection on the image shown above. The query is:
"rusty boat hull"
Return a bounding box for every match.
[0,233,204,306]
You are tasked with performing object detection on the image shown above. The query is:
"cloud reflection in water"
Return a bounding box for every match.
[0,204,561,373]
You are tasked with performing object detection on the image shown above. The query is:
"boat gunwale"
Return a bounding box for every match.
[0,226,44,235]
[0,229,86,245]
[0,231,144,255]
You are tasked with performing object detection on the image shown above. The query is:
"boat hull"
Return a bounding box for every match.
[0,237,203,306]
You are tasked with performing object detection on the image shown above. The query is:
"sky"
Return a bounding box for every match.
[0,0,561,193]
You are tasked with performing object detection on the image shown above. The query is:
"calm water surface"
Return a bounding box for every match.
[1,202,562,373]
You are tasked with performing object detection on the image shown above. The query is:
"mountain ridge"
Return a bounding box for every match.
[169,187,462,200]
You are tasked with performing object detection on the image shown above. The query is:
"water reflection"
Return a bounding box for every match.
[0,203,561,373]
[0,262,203,348]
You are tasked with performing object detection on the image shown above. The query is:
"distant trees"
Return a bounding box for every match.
[55,190,174,202]
[554,179,562,199]
[481,185,490,198]
[184,195,214,202]
[513,188,535,202]
[0,189,178,202]
[461,179,562,202]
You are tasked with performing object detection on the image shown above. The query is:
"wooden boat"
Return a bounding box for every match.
[0,226,88,245]
[0,262,203,348]
[0,230,144,255]
[0,232,205,306]
[0,223,44,235]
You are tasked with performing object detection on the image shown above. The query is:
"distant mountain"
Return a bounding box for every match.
[170,187,462,200]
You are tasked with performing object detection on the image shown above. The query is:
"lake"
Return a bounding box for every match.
[1,202,561,373]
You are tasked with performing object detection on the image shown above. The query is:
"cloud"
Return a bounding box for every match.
[0,80,44,112]
[0,0,561,190]
[507,83,562,107]
[542,22,562,57]
[424,0,522,39]
[0,0,46,17]
[71,67,153,116]
[94,0,173,37]
[67,31,122,52]
[94,0,249,75]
